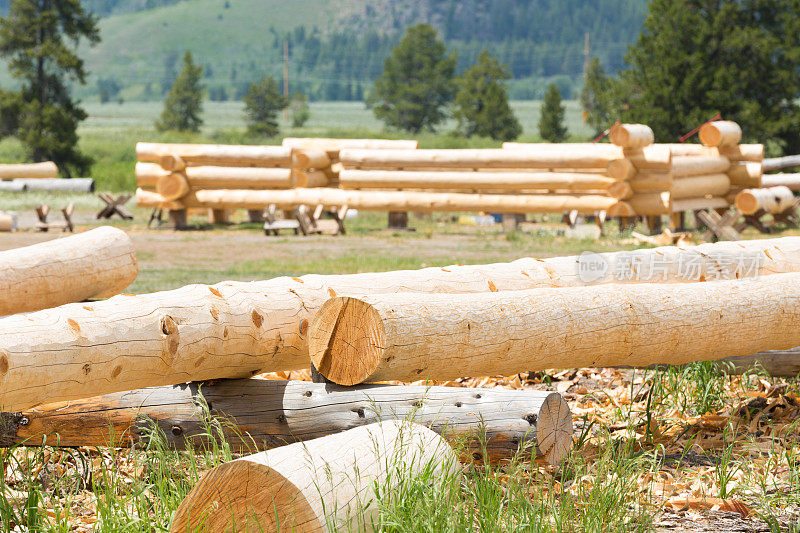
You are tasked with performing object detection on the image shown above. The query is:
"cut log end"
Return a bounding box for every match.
[309,297,385,386]
[535,392,573,465]
[170,460,313,532]
[156,173,190,202]
[699,121,742,148]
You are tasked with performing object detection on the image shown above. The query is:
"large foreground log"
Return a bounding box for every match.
[2,379,572,464]
[136,187,623,215]
[338,169,618,191]
[735,186,795,215]
[4,237,800,410]
[0,226,137,316]
[0,162,58,180]
[136,142,292,167]
[309,274,800,385]
[171,421,457,533]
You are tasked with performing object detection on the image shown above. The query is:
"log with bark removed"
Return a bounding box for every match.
[0,226,137,316]
[170,421,457,533]
[0,379,572,464]
[136,142,292,167]
[3,237,800,410]
[699,121,742,148]
[735,186,795,215]
[0,162,57,180]
[309,273,800,385]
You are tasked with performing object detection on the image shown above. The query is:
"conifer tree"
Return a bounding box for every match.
[580,57,611,137]
[289,91,310,128]
[453,50,521,141]
[0,0,100,176]
[538,83,567,142]
[156,51,204,133]
[372,24,456,132]
[243,77,288,137]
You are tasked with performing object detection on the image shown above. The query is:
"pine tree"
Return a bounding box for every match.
[612,0,800,153]
[372,24,456,132]
[0,0,100,176]
[580,57,611,137]
[453,50,521,141]
[243,77,288,137]
[156,51,204,133]
[538,83,567,142]
[289,91,310,128]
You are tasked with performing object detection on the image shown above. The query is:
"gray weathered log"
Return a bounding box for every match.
[762,155,800,172]
[0,181,26,192]
[0,379,572,464]
[14,178,95,193]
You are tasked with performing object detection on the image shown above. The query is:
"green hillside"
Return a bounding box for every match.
[61,0,650,102]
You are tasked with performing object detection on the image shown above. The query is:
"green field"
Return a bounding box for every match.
[0,100,595,191]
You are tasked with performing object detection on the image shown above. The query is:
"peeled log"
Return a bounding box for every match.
[136,187,622,215]
[762,173,800,191]
[609,124,654,149]
[309,274,800,385]
[718,144,765,162]
[627,192,671,215]
[607,158,637,180]
[699,121,742,147]
[735,186,795,215]
[0,226,137,316]
[630,171,673,192]
[671,174,731,199]
[727,162,763,188]
[136,142,292,167]
[344,147,623,169]
[1,379,572,465]
[0,181,26,192]
[171,421,457,533]
[606,181,633,200]
[672,156,731,177]
[282,137,419,153]
[160,154,185,172]
[622,145,673,171]
[5,236,800,410]
[292,149,331,170]
[294,170,330,188]
[135,188,184,210]
[671,197,730,212]
[338,170,619,191]
[0,162,58,180]
[137,162,294,190]
[762,155,800,172]
[15,178,94,193]
[156,173,190,201]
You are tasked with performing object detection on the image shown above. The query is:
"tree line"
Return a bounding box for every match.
[1,0,799,177]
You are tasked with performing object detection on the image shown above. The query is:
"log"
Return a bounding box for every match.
[735,186,795,215]
[727,162,762,188]
[716,349,800,377]
[609,124,654,149]
[501,144,670,171]
[672,156,730,177]
[1,379,572,464]
[629,171,673,192]
[666,144,712,157]
[671,174,731,199]
[15,178,94,193]
[762,155,800,172]
[338,170,619,191]
[294,170,330,188]
[0,213,16,232]
[0,162,58,180]
[156,172,190,201]
[136,142,292,167]
[622,145,673,171]
[627,192,671,215]
[282,137,419,154]
[170,421,457,533]
[0,181,26,192]
[671,197,730,212]
[160,154,185,172]
[5,236,800,410]
[606,181,633,200]
[135,188,184,210]
[209,209,229,224]
[292,149,331,170]
[136,162,295,190]
[344,146,625,169]
[699,121,742,147]
[309,273,800,385]
[606,158,637,180]
[0,226,138,316]
[135,187,623,215]
[761,173,800,191]
[718,144,764,162]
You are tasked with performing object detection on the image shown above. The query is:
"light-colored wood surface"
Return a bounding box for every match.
[699,121,742,147]
[735,186,795,215]
[0,161,58,180]
[136,142,292,167]
[170,421,457,532]
[609,124,654,149]
[672,156,730,177]
[671,174,731,199]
